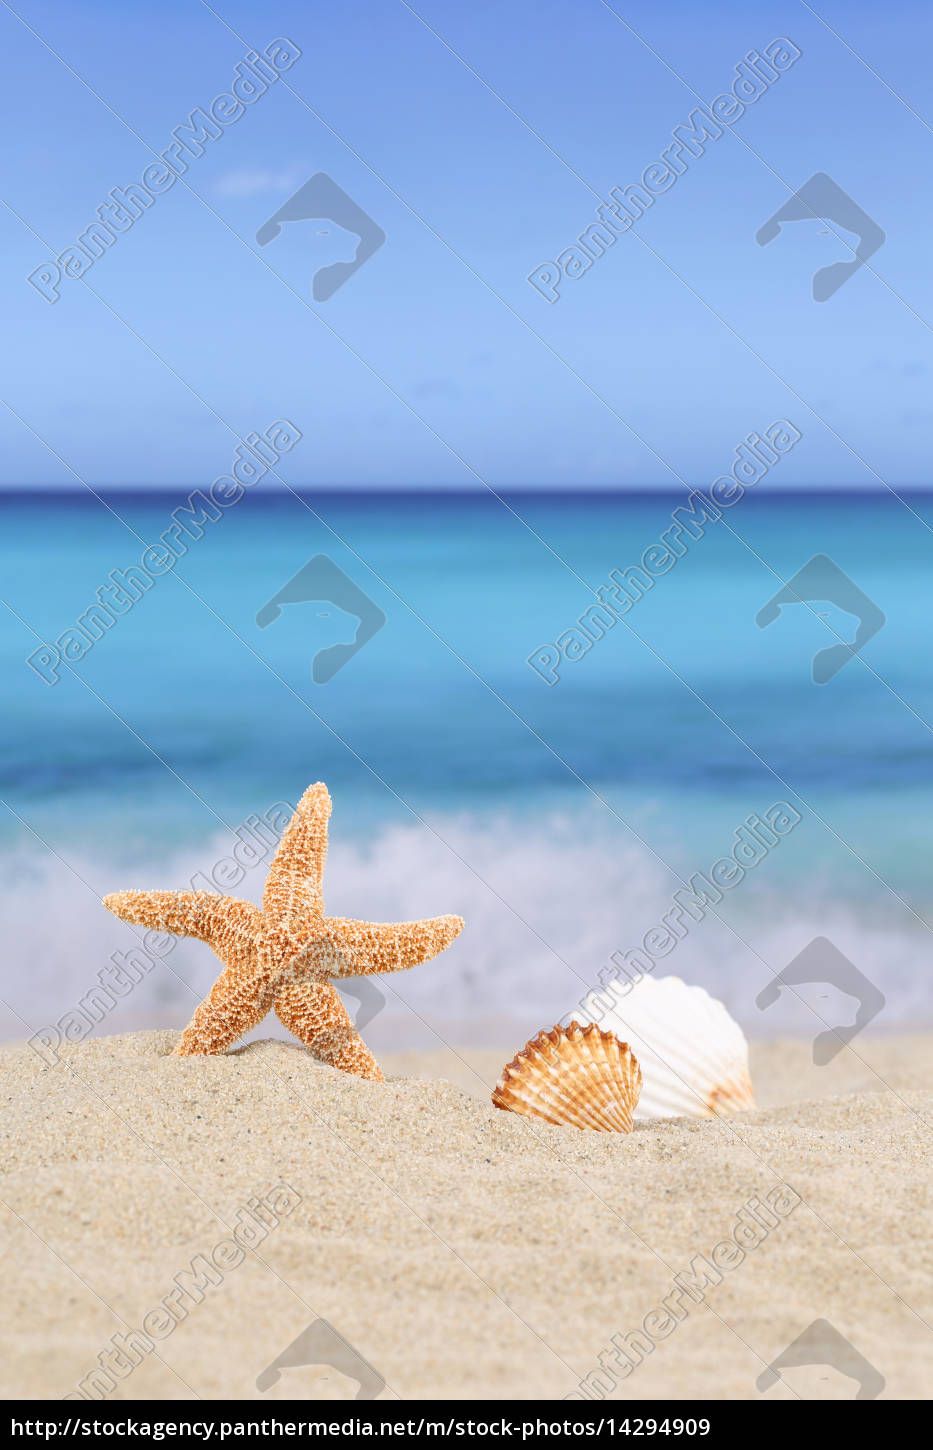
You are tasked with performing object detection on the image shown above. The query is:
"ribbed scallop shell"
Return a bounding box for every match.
[572,975,754,1120]
[492,1023,642,1132]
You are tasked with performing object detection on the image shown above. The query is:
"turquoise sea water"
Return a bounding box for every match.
[1,488,931,1048]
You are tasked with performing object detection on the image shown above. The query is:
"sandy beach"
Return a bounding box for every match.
[1,1029,930,1402]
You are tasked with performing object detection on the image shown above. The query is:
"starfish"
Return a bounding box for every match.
[103,783,463,1081]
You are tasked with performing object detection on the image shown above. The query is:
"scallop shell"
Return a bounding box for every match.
[571,975,754,1120]
[492,1022,642,1132]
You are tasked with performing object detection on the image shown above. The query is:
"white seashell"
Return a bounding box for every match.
[571,975,754,1120]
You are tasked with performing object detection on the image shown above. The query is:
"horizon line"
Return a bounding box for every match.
[2,483,932,497]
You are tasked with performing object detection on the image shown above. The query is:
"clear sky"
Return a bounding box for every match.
[1,0,931,488]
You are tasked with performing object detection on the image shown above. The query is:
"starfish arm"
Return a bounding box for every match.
[263,782,330,923]
[103,891,260,962]
[274,980,384,1081]
[176,939,276,1055]
[104,889,220,940]
[319,914,463,978]
[104,892,270,1053]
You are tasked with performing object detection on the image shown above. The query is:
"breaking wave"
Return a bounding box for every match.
[3,806,929,1056]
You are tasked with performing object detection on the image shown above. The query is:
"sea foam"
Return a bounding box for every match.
[3,809,927,1055]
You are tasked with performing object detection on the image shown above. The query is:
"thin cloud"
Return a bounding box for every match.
[214,167,303,198]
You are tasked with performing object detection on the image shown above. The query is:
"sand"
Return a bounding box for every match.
[1,1030,930,1402]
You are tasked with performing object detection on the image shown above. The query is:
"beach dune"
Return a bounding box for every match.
[1,1030,929,1401]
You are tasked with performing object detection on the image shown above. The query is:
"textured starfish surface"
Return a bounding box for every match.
[103,783,463,1081]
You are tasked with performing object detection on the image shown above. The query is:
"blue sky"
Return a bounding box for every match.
[1,0,931,488]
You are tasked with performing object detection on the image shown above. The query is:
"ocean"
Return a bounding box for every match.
[2,487,931,1052]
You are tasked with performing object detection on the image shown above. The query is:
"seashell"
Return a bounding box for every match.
[571,975,754,1120]
[492,1022,642,1132]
